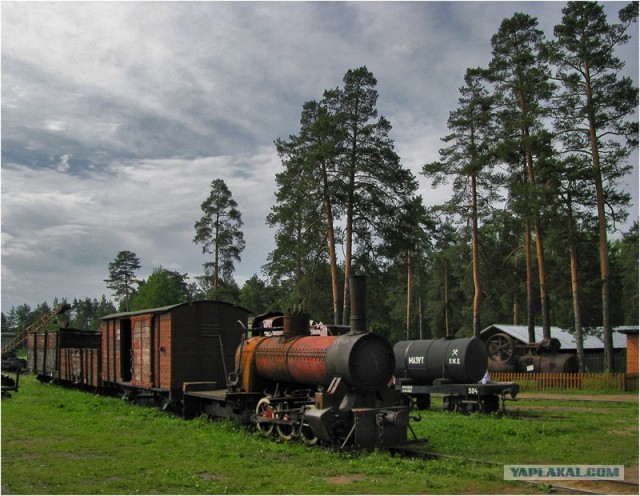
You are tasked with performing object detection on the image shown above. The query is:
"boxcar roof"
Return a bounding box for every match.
[100,300,249,320]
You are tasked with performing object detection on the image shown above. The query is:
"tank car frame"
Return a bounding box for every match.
[395,378,519,413]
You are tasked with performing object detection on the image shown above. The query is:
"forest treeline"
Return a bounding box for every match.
[3,3,638,372]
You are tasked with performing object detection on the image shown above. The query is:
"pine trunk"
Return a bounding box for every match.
[471,174,481,338]
[567,206,585,372]
[320,157,341,325]
[406,250,412,340]
[525,223,535,343]
[326,220,340,325]
[342,149,356,326]
[523,129,551,340]
[518,90,550,340]
[444,259,451,337]
[342,208,353,326]
[584,60,614,372]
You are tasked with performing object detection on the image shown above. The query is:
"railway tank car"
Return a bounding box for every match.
[183,276,411,450]
[393,337,519,413]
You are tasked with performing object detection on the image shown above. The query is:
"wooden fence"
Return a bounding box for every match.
[491,372,626,392]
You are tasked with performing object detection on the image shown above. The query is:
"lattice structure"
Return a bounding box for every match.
[1,303,71,354]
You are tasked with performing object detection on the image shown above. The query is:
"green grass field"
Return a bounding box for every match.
[2,375,637,494]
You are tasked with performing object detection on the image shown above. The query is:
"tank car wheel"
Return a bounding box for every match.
[255,397,275,436]
[480,395,500,413]
[487,333,514,363]
[415,394,431,411]
[444,397,459,412]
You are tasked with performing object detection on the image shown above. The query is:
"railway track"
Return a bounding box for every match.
[389,442,639,495]
[530,479,639,495]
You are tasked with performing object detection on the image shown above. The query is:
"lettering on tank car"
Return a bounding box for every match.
[448,348,460,365]
[408,356,424,365]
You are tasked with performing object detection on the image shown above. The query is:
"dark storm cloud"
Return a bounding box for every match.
[1,1,637,312]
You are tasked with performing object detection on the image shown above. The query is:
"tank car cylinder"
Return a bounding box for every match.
[394,337,488,384]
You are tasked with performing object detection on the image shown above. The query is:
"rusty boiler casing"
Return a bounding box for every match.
[240,331,395,393]
[237,275,395,393]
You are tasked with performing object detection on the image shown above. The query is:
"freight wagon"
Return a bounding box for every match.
[100,301,248,406]
[27,327,101,387]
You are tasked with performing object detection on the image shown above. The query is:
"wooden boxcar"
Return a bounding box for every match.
[100,301,248,403]
[27,328,102,386]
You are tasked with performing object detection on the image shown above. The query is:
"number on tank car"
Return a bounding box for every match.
[467,387,478,395]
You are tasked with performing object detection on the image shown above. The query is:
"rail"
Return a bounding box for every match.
[1,304,71,354]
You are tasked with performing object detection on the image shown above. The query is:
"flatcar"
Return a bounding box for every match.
[393,337,519,413]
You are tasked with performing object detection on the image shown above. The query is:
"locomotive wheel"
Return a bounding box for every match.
[487,333,514,363]
[255,397,275,436]
[276,414,295,441]
[299,423,318,446]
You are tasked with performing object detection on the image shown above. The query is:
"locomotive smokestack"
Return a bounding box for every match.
[349,275,367,333]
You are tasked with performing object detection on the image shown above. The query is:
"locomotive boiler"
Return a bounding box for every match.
[393,337,519,413]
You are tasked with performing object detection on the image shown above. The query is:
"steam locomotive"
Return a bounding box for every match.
[182,276,410,449]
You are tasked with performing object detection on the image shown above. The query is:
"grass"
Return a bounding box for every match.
[1,375,638,494]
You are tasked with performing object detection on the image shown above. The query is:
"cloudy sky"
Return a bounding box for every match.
[2,1,638,314]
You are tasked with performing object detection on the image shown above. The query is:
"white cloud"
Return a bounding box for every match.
[1,150,280,310]
[56,154,71,172]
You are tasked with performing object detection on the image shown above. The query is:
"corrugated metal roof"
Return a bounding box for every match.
[100,300,249,320]
[615,325,639,334]
[481,324,628,350]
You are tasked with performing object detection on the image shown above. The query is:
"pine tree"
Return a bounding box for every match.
[545,1,638,371]
[487,13,555,340]
[193,179,245,300]
[423,68,501,337]
[270,100,344,323]
[324,67,418,324]
[104,250,141,312]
